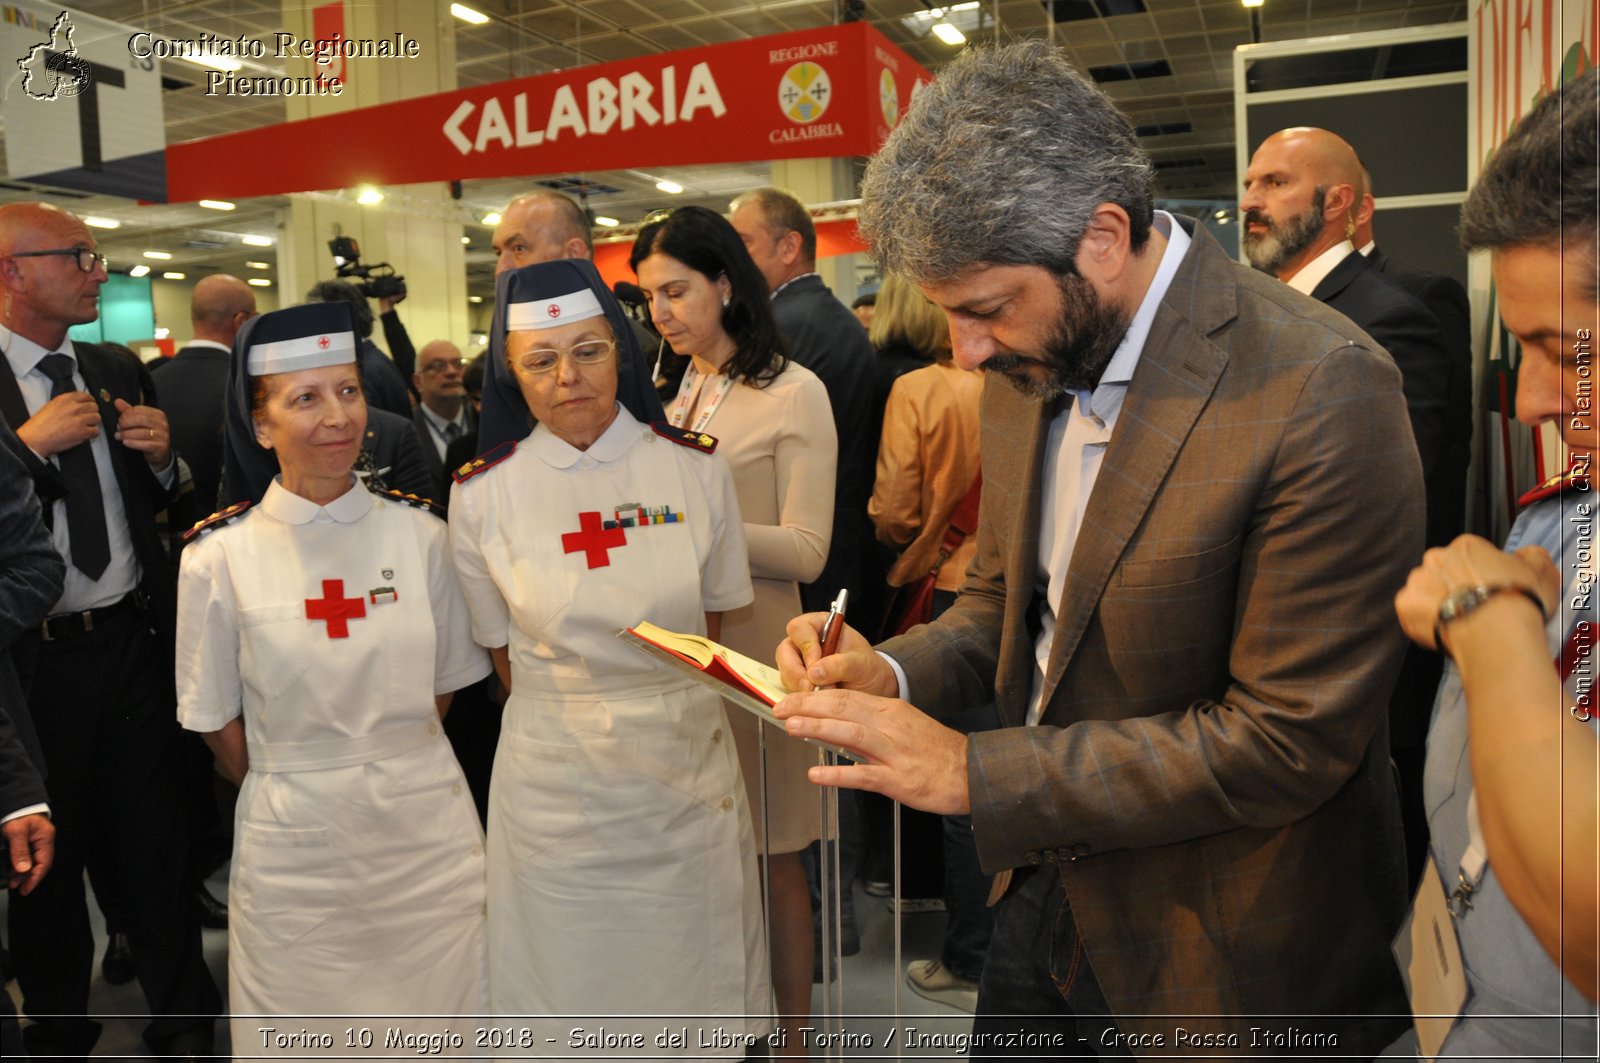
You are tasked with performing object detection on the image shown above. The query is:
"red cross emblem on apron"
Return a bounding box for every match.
[305,579,366,638]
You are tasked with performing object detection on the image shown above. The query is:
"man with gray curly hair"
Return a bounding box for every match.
[776,40,1417,1054]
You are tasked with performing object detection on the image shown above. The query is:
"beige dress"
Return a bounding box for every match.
[679,360,837,853]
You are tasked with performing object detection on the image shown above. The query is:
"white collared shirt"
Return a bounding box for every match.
[881,212,1193,720]
[1024,211,1191,724]
[770,272,820,299]
[417,402,468,463]
[181,338,231,354]
[1285,240,1356,296]
[260,474,373,525]
[2,323,144,612]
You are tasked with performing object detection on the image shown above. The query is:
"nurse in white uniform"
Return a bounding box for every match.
[449,260,771,1040]
[175,302,491,1055]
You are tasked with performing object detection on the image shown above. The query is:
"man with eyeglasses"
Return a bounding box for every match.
[411,338,475,505]
[0,201,222,1062]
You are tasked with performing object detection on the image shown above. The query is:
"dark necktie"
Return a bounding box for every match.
[37,353,110,580]
[444,420,463,443]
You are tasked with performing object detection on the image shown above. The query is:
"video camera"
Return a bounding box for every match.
[328,235,407,302]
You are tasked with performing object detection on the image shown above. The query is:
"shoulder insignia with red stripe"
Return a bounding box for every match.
[1519,463,1593,509]
[377,487,444,518]
[183,500,252,541]
[452,440,517,485]
[651,422,718,454]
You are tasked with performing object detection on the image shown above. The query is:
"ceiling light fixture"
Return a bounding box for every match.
[199,199,236,211]
[185,54,242,73]
[83,216,120,229]
[128,264,150,277]
[461,235,471,244]
[655,180,683,195]
[594,215,620,228]
[912,1,978,18]
[247,278,272,287]
[481,212,502,226]
[931,22,966,45]
[242,235,274,247]
[1241,0,1264,7]
[469,295,484,304]
[162,271,186,280]
[451,3,490,24]
[356,187,385,205]
[246,261,270,269]
[143,250,172,260]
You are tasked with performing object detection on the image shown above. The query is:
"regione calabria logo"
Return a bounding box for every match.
[777,61,830,124]
[15,9,91,101]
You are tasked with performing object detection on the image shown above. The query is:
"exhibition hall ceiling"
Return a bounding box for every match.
[1,0,1468,291]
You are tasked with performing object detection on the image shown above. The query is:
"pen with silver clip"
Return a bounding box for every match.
[819,588,848,662]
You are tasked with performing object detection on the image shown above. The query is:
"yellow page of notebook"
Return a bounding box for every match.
[630,621,791,704]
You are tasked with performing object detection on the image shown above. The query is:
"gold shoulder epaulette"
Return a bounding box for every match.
[1519,463,1591,509]
[452,440,517,485]
[183,499,252,541]
[378,487,443,518]
[650,422,718,454]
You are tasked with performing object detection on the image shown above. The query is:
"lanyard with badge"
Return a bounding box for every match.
[667,364,735,433]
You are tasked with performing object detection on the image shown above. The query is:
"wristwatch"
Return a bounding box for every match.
[1434,583,1548,653]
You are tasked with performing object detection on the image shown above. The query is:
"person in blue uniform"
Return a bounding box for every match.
[1392,67,1598,1057]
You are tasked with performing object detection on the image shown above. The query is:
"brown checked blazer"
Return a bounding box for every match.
[882,221,1419,1054]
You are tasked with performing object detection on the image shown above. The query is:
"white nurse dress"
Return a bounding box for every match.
[177,477,491,1055]
[448,408,771,1039]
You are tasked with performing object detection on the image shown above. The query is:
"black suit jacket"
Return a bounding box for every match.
[1312,252,1454,751]
[0,342,180,640]
[1369,245,1473,546]
[359,337,413,419]
[771,274,875,612]
[1311,251,1451,498]
[411,403,477,507]
[150,345,230,515]
[0,418,63,793]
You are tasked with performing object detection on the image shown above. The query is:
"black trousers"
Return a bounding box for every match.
[9,606,220,1059]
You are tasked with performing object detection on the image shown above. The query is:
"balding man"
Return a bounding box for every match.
[1243,128,1454,889]
[151,274,256,515]
[1242,128,1451,490]
[411,338,474,503]
[0,202,221,1060]
[491,191,593,272]
[484,191,661,451]
[729,187,874,617]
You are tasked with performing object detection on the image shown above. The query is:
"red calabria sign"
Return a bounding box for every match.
[165,22,932,202]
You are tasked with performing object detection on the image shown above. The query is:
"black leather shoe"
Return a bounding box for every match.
[193,884,228,930]
[101,931,135,985]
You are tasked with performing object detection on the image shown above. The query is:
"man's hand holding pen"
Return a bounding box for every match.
[773,608,972,816]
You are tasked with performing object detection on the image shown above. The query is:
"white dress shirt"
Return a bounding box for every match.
[884,212,1192,722]
[1,323,174,613]
[1285,239,1356,296]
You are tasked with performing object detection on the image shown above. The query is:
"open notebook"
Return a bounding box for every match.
[619,622,858,762]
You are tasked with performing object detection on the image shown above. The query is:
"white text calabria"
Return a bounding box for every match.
[443,62,725,155]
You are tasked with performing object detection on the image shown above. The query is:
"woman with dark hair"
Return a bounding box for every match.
[449,260,770,1033]
[175,302,491,1052]
[631,206,836,1052]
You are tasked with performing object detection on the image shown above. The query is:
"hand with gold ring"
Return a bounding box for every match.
[112,399,173,468]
